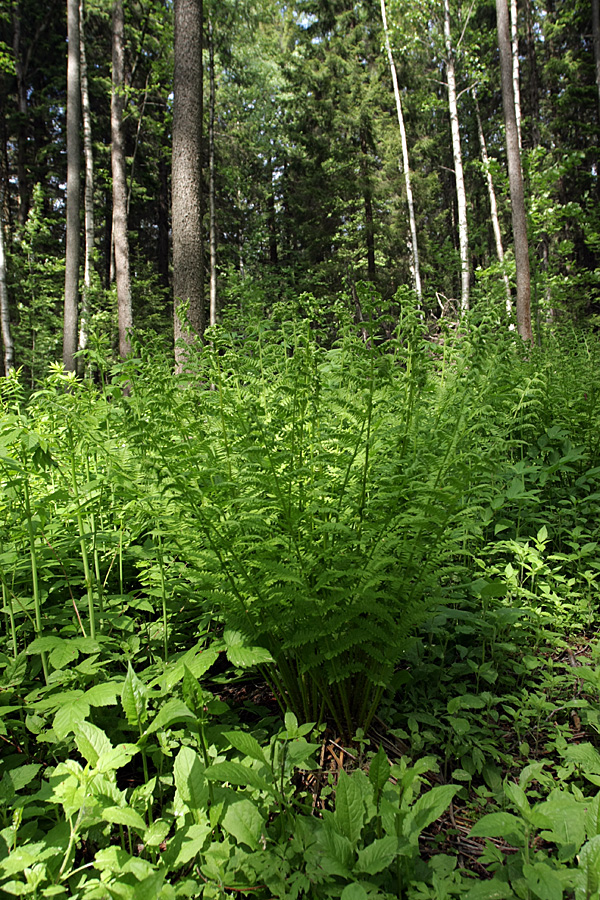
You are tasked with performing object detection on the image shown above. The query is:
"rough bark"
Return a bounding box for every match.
[78,0,94,364]
[172,0,204,363]
[208,17,217,328]
[474,96,512,316]
[524,0,541,145]
[510,0,522,149]
[63,0,80,373]
[0,200,14,374]
[380,0,421,302]
[443,0,469,311]
[497,0,532,342]
[593,0,600,124]
[111,0,132,359]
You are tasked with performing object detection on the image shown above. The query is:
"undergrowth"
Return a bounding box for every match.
[0,309,599,898]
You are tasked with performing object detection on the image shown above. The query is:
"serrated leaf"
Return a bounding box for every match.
[223,629,273,667]
[563,743,600,775]
[182,664,205,718]
[470,812,525,839]
[577,835,600,896]
[341,885,369,900]
[162,823,211,868]
[49,642,79,670]
[97,743,139,774]
[335,770,365,847]
[504,781,530,817]
[523,862,563,900]
[222,798,265,849]
[7,764,41,791]
[84,682,120,707]
[205,761,270,792]
[145,698,195,735]
[173,746,207,811]
[74,720,113,767]
[223,730,267,764]
[144,819,171,847]
[27,637,63,654]
[121,663,148,728]
[356,834,397,875]
[103,806,147,832]
[369,745,391,795]
[405,784,457,841]
[465,879,515,899]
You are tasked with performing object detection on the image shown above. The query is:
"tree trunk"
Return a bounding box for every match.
[172,0,204,364]
[360,130,375,282]
[443,0,469,311]
[474,95,512,316]
[111,0,132,359]
[208,16,217,328]
[593,0,600,124]
[380,0,421,302]
[12,3,29,229]
[78,0,94,366]
[510,0,523,149]
[0,199,14,374]
[158,155,169,287]
[63,0,80,372]
[497,0,532,341]
[524,0,540,145]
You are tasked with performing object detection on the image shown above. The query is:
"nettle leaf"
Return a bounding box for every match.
[145,698,195,736]
[222,798,265,850]
[523,861,563,900]
[563,743,600,776]
[465,879,515,899]
[103,806,147,832]
[205,761,270,792]
[223,629,274,668]
[97,743,139,774]
[27,637,64,654]
[223,730,267,764]
[577,835,600,895]
[53,699,90,740]
[74,721,112,767]
[405,785,458,842]
[182,664,205,718]
[340,885,369,900]
[470,812,525,840]
[6,763,41,792]
[49,641,79,670]
[84,682,120,707]
[334,770,365,847]
[162,822,211,868]
[369,745,391,795]
[584,794,600,839]
[122,663,148,728]
[173,746,207,810]
[144,819,171,848]
[356,834,397,875]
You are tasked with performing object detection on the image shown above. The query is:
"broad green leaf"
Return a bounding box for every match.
[465,879,515,899]
[162,823,211,868]
[97,743,139,774]
[121,663,148,728]
[523,862,563,900]
[74,721,112,767]
[470,812,525,840]
[223,730,267,764]
[27,637,64,654]
[49,641,79,670]
[577,835,600,897]
[145,698,195,735]
[182,664,205,718]
[356,834,397,875]
[584,794,600,839]
[223,629,274,667]
[369,744,391,795]
[504,781,530,817]
[341,885,369,900]
[538,792,585,852]
[6,764,41,791]
[53,700,90,741]
[173,746,207,810]
[405,785,458,841]
[335,770,365,847]
[84,682,120,707]
[222,798,265,849]
[144,819,171,847]
[205,761,270,792]
[103,806,147,832]
[563,743,600,776]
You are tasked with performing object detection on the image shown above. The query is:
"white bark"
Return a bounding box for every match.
[443,0,469,311]
[380,0,422,303]
[208,18,217,327]
[78,0,94,361]
[0,204,14,374]
[474,97,512,316]
[510,0,522,149]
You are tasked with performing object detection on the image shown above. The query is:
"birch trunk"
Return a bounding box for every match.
[510,0,522,149]
[63,0,80,372]
[208,17,217,328]
[474,97,512,316]
[380,0,421,302]
[172,0,204,363]
[593,0,600,124]
[111,0,132,359]
[497,0,532,341]
[0,203,14,374]
[443,0,469,311]
[78,0,94,363]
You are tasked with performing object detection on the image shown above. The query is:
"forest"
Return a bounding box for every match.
[1,0,600,897]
